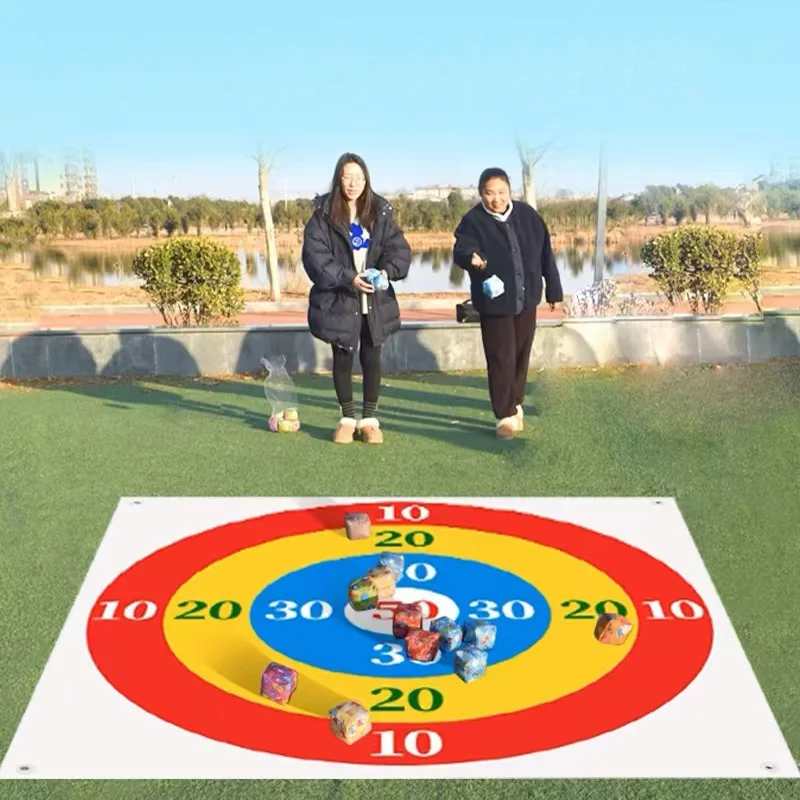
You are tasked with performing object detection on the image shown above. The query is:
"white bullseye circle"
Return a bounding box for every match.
[343,587,460,636]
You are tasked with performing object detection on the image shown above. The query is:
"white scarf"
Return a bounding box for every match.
[482,199,513,223]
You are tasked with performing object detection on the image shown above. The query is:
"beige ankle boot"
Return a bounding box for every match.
[333,417,357,443]
[496,416,518,440]
[358,417,383,444]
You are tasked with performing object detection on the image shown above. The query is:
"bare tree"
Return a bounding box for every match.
[593,146,608,285]
[515,138,549,209]
[256,150,281,301]
[5,156,22,215]
[734,177,764,227]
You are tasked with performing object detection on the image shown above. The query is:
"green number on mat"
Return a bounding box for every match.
[376,530,403,547]
[406,530,434,547]
[562,599,628,619]
[595,599,628,616]
[370,687,405,712]
[175,600,242,620]
[408,687,444,712]
[370,687,444,713]
[209,600,242,620]
[561,599,594,619]
[175,600,207,619]
[375,530,435,548]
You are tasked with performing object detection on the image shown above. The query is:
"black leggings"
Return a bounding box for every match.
[332,316,382,418]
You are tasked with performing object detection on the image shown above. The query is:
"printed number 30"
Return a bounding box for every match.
[468,599,534,620]
[371,643,405,665]
[264,600,333,621]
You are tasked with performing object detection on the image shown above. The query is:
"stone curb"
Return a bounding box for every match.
[2,313,798,380]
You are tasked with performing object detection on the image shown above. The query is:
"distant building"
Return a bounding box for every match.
[400,184,481,203]
[539,193,596,203]
[0,149,98,210]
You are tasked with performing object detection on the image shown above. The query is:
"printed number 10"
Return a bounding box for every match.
[93,600,157,621]
[643,600,705,620]
[378,505,430,522]
[372,730,442,758]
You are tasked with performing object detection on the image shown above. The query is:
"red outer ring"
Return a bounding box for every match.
[86,502,714,764]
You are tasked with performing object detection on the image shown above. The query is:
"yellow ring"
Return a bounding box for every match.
[162,525,637,724]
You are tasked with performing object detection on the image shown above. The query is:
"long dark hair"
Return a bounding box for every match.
[327,152,376,230]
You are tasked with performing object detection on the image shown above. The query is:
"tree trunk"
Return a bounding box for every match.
[516,139,542,210]
[522,162,537,209]
[6,166,21,215]
[593,148,607,285]
[258,158,281,301]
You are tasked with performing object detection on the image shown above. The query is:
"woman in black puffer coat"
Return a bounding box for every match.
[453,167,563,440]
[302,152,411,444]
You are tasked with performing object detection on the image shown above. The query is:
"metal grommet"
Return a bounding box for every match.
[760,761,779,773]
[17,765,32,775]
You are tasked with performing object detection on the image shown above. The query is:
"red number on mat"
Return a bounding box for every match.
[372,600,439,620]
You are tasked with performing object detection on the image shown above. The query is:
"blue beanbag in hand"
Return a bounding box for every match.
[482,274,505,299]
[363,268,389,291]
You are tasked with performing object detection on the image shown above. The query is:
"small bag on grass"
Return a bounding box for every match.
[261,355,300,432]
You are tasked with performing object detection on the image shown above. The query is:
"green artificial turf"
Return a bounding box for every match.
[1,361,800,799]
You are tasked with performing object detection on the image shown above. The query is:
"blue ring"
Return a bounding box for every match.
[250,554,551,678]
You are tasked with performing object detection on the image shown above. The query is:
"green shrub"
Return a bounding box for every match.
[640,225,764,314]
[734,232,764,312]
[0,217,37,256]
[131,236,245,326]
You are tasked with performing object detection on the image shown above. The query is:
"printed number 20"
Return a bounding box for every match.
[376,530,434,548]
[561,599,628,619]
[370,687,443,713]
[174,600,242,620]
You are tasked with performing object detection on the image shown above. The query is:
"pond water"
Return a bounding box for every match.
[12,229,800,297]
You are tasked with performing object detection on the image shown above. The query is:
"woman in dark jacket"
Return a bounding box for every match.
[453,167,563,440]
[302,152,411,444]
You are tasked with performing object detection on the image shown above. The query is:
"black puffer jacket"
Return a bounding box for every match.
[453,201,563,316]
[302,192,412,351]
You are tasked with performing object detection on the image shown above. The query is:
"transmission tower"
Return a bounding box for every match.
[15,150,42,195]
[83,150,98,199]
[62,151,83,200]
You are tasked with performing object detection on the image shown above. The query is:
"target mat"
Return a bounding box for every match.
[1,497,796,780]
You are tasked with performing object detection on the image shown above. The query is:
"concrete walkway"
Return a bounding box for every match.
[3,292,800,332]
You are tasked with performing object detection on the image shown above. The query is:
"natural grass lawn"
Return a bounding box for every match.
[1,361,800,799]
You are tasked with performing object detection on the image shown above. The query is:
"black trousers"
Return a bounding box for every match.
[479,308,537,420]
[332,315,382,411]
